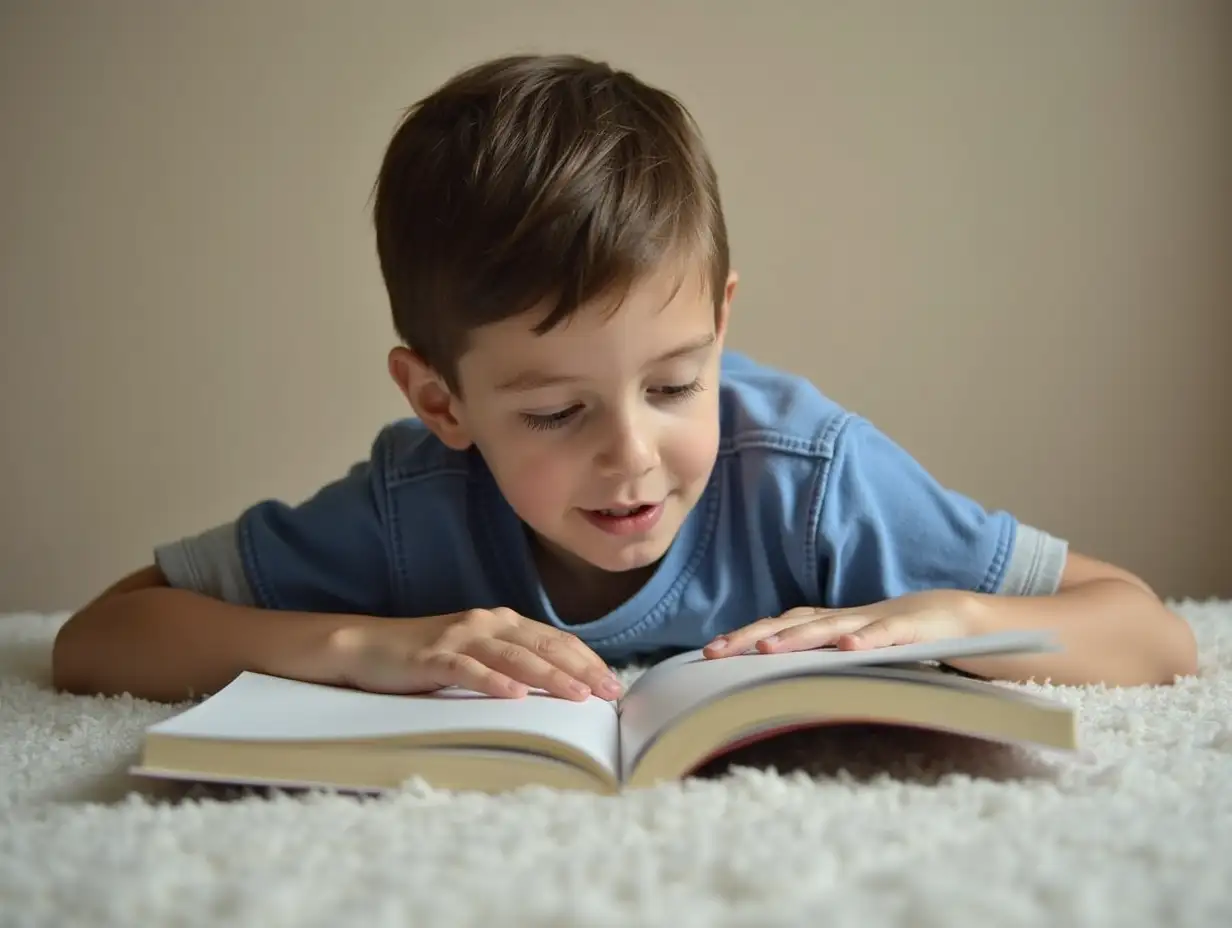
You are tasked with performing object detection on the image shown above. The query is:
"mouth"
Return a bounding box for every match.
[582,501,666,536]
[594,503,655,517]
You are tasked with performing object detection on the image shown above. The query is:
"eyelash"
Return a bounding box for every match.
[520,380,705,432]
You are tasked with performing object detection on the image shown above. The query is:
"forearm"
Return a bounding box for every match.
[947,579,1198,686]
[52,585,374,702]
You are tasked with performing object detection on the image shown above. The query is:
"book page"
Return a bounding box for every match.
[148,673,621,778]
[616,629,1058,779]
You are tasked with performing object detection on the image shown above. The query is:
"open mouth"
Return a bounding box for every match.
[596,504,654,517]
[583,502,665,536]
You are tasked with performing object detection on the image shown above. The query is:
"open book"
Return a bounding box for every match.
[131,629,1078,795]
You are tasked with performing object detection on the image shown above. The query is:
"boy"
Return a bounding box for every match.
[53,54,1197,705]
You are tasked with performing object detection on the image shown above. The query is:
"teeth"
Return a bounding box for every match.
[601,506,643,516]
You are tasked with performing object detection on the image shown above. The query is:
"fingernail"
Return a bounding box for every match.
[708,637,728,652]
[569,681,590,697]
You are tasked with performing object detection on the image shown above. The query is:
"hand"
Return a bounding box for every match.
[702,591,976,658]
[328,608,624,702]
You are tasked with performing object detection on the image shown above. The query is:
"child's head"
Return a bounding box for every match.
[373,53,736,579]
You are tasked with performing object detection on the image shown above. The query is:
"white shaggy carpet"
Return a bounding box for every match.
[2,603,1231,927]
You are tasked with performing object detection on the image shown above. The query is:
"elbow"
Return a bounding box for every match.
[51,607,124,697]
[51,613,96,695]
[1095,580,1198,686]
[1161,609,1199,682]
[1131,601,1199,685]
[52,565,168,696]
[51,604,123,697]
[1105,573,1198,683]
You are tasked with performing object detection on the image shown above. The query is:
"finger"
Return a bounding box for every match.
[507,627,623,698]
[413,651,529,698]
[471,639,598,701]
[756,614,875,653]
[703,608,825,658]
[835,617,919,650]
[448,611,620,697]
[494,614,618,682]
[548,633,623,693]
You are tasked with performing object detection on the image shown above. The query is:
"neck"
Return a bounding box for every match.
[528,532,655,624]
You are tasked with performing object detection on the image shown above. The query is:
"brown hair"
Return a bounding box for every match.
[372,53,729,392]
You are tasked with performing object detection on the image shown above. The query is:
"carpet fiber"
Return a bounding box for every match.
[2,602,1230,927]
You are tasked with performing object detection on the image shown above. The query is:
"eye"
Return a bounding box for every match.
[520,405,581,431]
[653,380,703,401]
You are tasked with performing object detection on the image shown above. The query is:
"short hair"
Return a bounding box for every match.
[371,53,730,392]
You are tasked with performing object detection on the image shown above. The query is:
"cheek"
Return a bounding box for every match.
[481,432,581,518]
[662,401,721,484]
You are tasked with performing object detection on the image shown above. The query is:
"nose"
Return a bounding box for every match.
[599,410,658,478]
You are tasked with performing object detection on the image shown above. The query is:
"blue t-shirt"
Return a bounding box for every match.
[155,352,1067,664]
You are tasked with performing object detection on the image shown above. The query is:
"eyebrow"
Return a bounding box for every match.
[494,332,717,392]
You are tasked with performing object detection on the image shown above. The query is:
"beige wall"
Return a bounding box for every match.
[2,1,1228,611]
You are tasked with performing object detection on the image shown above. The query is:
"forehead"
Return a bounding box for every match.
[458,263,715,387]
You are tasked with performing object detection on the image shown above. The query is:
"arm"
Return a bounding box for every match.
[52,565,378,702]
[54,448,396,703]
[942,551,1198,686]
[53,566,621,703]
[801,414,1196,687]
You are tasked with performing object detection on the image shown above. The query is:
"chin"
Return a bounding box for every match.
[579,534,675,573]
[596,546,666,573]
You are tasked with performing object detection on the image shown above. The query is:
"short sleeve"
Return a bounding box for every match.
[813,416,1068,607]
[154,458,395,616]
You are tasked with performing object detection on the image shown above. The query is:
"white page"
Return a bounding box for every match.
[617,629,1059,779]
[148,673,620,778]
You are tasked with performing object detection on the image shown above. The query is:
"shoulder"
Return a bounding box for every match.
[353,417,502,521]
[716,351,853,461]
[368,418,476,488]
[263,418,479,536]
[705,352,1055,607]
[231,419,496,615]
[707,352,855,602]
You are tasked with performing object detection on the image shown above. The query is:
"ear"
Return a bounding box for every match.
[387,347,473,450]
[715,269,738,343]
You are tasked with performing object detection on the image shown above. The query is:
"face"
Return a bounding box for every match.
[391,259,736,581]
